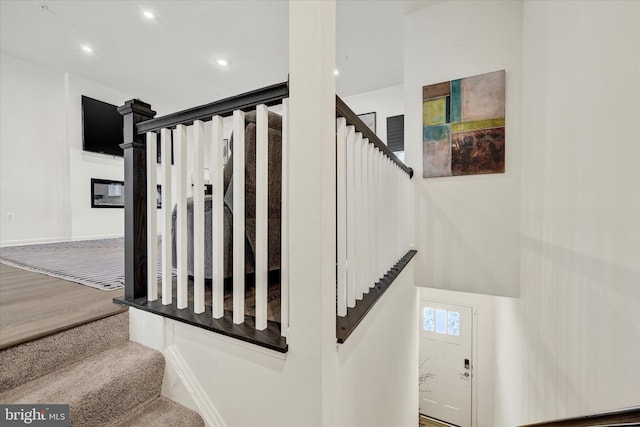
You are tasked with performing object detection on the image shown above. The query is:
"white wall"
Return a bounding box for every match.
[130,263,418,427]
[407,1,640,424]
[0,53,171,245]
[65,74,130,239]
[0,53,69,245]
[494,1,640,424]
[342,84,404,145]
[0,54,126,244]
[403,6,520,424]
[334,264,418,427]
[405,1,523,298]
[132,309,326,427]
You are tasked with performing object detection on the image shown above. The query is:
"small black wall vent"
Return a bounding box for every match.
[386,114,404,153]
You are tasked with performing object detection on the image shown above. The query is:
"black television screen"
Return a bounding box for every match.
[82,95,124,157]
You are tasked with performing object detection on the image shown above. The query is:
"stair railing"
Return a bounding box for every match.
[334,96,417,343]
[116,85,417,350]
[520,405,640,427]
[116,82,289,352]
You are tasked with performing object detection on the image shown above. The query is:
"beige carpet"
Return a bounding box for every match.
[0,312,129,391]
[0,312,203,426]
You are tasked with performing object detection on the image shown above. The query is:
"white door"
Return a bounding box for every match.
[419,301,473,427]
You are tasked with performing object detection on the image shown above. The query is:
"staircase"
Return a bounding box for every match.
[0,311,204,426]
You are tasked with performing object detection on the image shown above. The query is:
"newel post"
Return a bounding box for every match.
[118,99,156,300]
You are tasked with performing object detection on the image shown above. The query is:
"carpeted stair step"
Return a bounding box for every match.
[0,311,129,392]
[0,341,164,426]
[109,396,204,427]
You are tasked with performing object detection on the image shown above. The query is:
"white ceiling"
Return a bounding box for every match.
[0,0,438,113]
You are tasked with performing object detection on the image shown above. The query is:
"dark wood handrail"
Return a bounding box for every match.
[134,82,412,178]
[520,406,640,427]
[336,95,413,178]
[336,250,417,343]
[136,81,289,134]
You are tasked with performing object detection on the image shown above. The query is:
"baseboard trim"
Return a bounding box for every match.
[164,345,227,427]
[0,234,124,248]
[0,236,71,248]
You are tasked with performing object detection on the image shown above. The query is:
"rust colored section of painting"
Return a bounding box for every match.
[451,127,505,175]
[423,81,451,101]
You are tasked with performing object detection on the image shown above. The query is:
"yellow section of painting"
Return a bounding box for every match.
[423,97,447,126]
[451,118,505,132]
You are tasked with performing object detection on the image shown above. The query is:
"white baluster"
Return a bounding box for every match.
[399,166,404,259]
[255,105,269,330]
[385,157,392,272]
[147,132,158,301]
[405,170,410,252]
[399,169,403,255]
[389,159,395,269]
[345,125,356,311]
[374,150,382,281]
[175,124,188,309]
[378,154,384,275]
[383,156,387,272]
[232,110,245,324]
[193,120,205,314]
[371,147,378,284]
[393,164,397,261]
[361,140,369,293]
[359,137,369,300]
[336,117,348,317]
[161,128,173,305]
[280,98,289,337]
[367,142,375,290]
[211,116,224,318]
[393,162,399,264]
[352,132,363,307]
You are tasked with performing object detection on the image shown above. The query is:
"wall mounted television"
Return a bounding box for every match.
[82,95,171,163]
[82,95,124,157]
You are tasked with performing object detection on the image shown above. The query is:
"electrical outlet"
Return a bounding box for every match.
[6,212,15,222]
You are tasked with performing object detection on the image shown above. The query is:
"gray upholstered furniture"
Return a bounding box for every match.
[172,110,282,279]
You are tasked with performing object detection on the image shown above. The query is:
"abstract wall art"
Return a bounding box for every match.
[422,70,505,178]
[357,112,376,133]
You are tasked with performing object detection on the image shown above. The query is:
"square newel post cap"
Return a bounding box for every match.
[117,99,156,118]
[119,99,156,149]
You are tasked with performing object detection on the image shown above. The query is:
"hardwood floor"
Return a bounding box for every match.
[159,273,282,323]
[419,415,454,427]
[0,260,281,350]
[0,262,126,349]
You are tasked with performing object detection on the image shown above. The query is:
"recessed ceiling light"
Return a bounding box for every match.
[81,45,93,53]
[334,69,339,76]
[217,58,229,67]
[143,10,154,20]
